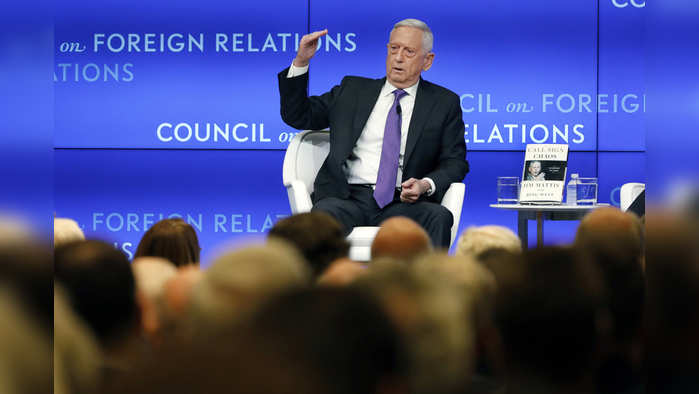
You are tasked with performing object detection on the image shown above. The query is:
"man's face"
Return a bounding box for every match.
[386,26,434,89]
[529,162,541,176]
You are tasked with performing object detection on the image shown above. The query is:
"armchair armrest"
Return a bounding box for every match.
[286,180,313,214]
[440,182,466,247]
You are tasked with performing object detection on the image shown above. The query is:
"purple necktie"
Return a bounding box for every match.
[374,89,407,208]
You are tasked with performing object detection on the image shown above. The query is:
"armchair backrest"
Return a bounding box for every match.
[282,130,330,194]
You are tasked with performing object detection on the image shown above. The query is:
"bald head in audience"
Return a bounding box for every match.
[371,217,432,262]
[455,225,521,259]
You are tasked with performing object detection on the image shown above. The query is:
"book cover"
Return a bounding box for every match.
[519,144,569,204]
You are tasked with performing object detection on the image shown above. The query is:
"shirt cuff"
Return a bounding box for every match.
[287,63,309,78]
[422,177,436,196]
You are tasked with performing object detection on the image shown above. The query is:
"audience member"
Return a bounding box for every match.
[54,284,101,394]
[316,257,368,286]
[54,217,85,247]
[371,216,433,262]
[268,212,350,277]
[414,253,505,388]
[356,261,472,394]
[0,285,52,394]
[187,240,310,334]
[241,287,408,394]
[135,218,200,267]
[162,265,203,319]
[104,324,331,394]
[0,219,53,393]
[575,207,645,394]
[132,257,178,345]
[454,225,521,259]
[644,212,699,394]
[494,247,607,394]
[0,218,52,329]
[157,265,203,342]
[54,240,142,384]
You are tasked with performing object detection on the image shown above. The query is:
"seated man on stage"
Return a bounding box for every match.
[278,18,468,248]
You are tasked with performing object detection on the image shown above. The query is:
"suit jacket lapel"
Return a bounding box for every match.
[404,79,435,166]
[351,78,385,146]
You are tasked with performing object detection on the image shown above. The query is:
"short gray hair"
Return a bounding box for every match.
[393,18,433,53]
[455,225,522,258]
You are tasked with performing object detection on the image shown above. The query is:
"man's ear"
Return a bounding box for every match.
[422,52,435,71]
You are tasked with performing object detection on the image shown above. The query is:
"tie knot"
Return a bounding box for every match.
[393,89,407,101]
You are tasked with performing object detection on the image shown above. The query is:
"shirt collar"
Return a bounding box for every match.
[382,79,419,98]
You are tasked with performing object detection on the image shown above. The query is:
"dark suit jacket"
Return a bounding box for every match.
[278,67,469,204]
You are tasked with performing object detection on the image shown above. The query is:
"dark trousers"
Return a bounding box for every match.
[312,184,453,248]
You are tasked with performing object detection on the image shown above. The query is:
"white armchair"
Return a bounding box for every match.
[620,182,645,212]
[282,130,466,261]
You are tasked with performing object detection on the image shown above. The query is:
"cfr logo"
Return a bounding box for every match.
[612,0,645,8]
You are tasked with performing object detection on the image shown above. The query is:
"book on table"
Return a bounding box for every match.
[519,144,569,204]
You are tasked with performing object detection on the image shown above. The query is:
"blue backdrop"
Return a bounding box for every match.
[54,0,646,265]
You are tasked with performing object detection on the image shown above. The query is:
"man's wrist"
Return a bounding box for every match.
[292,57,309,67]
[419,179,432,195]
[421,178,435,196]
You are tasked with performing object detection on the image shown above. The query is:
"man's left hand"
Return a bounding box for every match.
[400,178,430,203]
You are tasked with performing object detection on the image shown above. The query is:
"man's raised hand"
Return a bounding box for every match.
[293,29,328,67]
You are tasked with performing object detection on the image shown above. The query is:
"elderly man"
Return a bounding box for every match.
[279,18,468,248]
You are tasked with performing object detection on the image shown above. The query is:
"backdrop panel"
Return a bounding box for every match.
[54,149,291,266]
[598,0,645,151]
[55,0,309,149]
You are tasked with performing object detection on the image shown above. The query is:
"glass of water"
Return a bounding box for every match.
[497,177,519,204]
[576,177,598,205]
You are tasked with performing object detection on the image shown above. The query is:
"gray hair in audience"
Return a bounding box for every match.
[132,257,178,301]
[188,240,311,333]
[455,225,522,258]
[415,253,497,332]
[54,218,85,247]
[355,261,472,394]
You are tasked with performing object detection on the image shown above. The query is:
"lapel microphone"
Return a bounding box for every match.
[396,104,402,115]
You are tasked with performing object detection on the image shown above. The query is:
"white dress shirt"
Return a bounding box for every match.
[287,64,435,195]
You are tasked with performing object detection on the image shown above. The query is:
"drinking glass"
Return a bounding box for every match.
[576,177,598,205]
[497,177,519,204]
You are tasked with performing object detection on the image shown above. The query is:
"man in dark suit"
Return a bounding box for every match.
[278,19,468,248]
